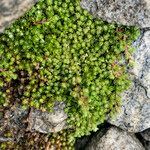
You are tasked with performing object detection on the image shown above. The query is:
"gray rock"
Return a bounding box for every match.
[108,30,150,132]
[81,0,150,28]
[0,105,29,142]
[85,127,145,150]
[27,102,67,133]
[9,106,29,130]
[140,128,150,141]
[133,31,150,98]
[0,0,38,33]
[0,103,67,142]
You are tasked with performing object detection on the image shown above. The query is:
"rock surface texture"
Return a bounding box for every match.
[0,102,67,142]
[109,30,150,132]
[27,102,67,133]
[85,127,145,150]
[0,106,29,142]
[81,0,150,28]
[0,0,38,33]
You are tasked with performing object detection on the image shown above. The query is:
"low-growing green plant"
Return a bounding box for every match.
[0,0,140,147]
[0,130,74,150]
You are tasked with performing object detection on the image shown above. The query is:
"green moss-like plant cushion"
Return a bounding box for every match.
[0,0,140,145]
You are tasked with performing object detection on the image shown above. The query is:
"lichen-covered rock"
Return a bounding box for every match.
[140,128,150,141]
[133,30,150,98]
[85,127,145,150]
[109,84,150,132]
[108,30,150,132]
[81,0,150,28]
[27,102,67,133]
[0,0,38,33]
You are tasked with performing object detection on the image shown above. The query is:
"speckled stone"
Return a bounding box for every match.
[81,0,150,28]
[0,0,38,33]
[85,127,145,150]
[27,102,67,133]
[108,30,150,132]
[0,105,29,141]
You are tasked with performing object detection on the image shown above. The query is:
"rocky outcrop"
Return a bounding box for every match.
[0,1,150,149]
[0,0,38,33]
[108,30,150,132]
[81,0,150,28]
[27,102,67,133]
[85,127,145,150]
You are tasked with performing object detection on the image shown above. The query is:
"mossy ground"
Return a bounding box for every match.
[0,0,140,149]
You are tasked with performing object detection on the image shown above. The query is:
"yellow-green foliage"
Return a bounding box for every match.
[0,0,140,142]
[0,130,74,150]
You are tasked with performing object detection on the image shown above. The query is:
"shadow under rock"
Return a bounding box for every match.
[75,122,111,150]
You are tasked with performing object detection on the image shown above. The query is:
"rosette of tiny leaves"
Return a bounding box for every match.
[0,0,140,146]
